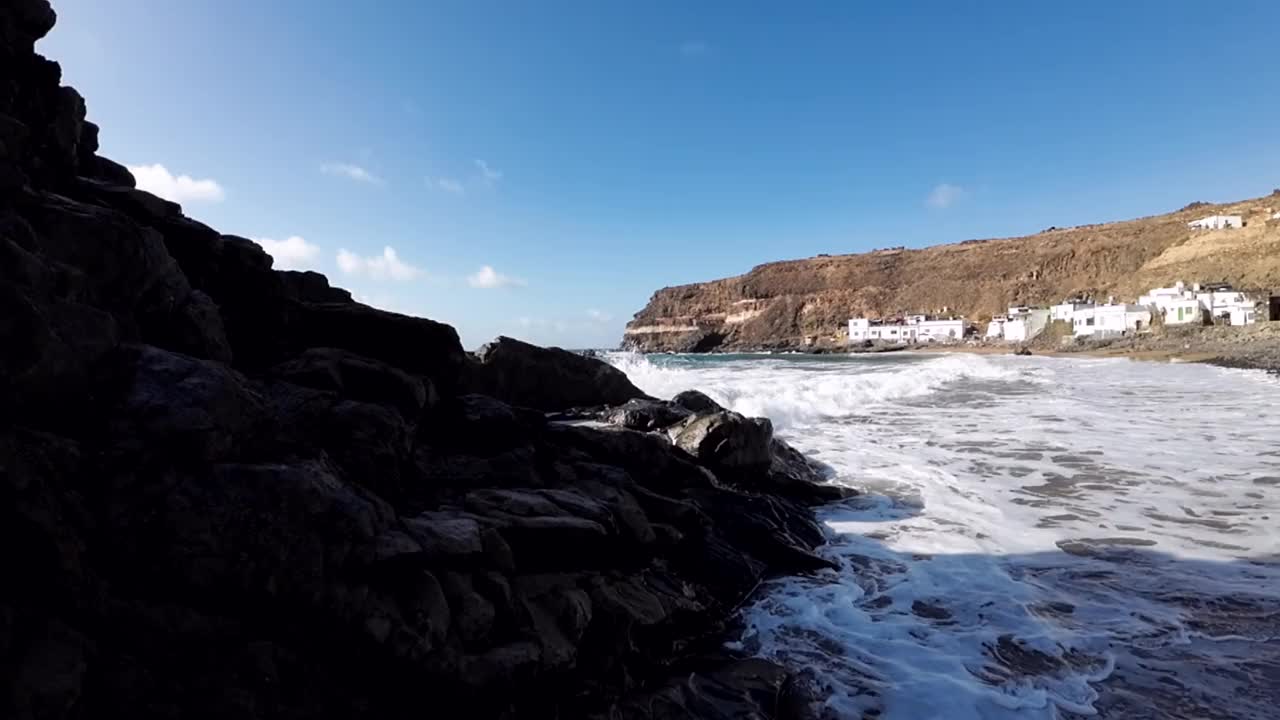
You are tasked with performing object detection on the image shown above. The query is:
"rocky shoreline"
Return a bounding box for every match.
[0,4,851,718]
[630,323,1280,374]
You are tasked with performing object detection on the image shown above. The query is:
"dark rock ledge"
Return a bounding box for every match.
[0,2,853,718]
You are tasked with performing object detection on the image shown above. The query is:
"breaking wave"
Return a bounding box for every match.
[605,351,1043,430]
[608,351,1280,719]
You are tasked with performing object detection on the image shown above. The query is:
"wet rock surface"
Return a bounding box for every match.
[0,4,846,718]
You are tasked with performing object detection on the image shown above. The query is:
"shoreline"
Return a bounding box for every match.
[626,323,1280,372]
[911,343,1227,365]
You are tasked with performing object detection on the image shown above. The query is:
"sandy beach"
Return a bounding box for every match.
[911,322,1280,370]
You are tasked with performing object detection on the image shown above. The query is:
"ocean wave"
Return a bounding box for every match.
[606,351,1038,430]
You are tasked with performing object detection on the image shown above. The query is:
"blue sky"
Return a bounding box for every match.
[41,0,1280,349]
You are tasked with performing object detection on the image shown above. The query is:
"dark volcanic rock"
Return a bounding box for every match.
[672,389,724,414]
[0,3,850,719]
[467,335,648,411]
[599,656,822,720]
[271,346,432,419]
[671,410,775,478]
[604,397,692,431]
[278,269,353,303]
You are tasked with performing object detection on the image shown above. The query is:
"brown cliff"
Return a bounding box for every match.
[624,195,1280,351]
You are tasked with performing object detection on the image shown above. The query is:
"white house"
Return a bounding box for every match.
[848,316,967,344]
[1051,302,1092,322]
[1230,307,1258,326]
[915,318,966,342]
[1162,298,1204,325]
[1192,283,1255,322]
[1188,215,1243,230]
[848,318,914,343]
[985,315,1007,339]
[1002,306,1051,343]
[1138,281,1191,309]
[1138,281,1203,325]
[1071,304,1151,338]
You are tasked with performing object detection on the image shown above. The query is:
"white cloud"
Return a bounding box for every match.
[586,309,611,322]
[467,265,525,289]
[253,235,321,271]
[432,177,465,195]
[474,159,503,184]
[128,163,225,203]
[335,246,421,281]
[680,41,709,57]
[927,182,965,209]
[321,162,382,184]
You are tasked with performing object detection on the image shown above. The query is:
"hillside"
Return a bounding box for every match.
[623,194,1280,351]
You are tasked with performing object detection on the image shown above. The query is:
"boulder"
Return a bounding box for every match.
[105,345,265,465]
[270,385,413,500]
[22,192,189,317]
[403,512,485,565]
[603,398,691,431]
[289,302,467,393]
[278,270,353,303]
[671,389,723,413]
[599,657,821,720]
[670,411,774,478]
[766,437,854,504]
[466,336,648,412]
[271,347,431,419]
[1,0,57,50]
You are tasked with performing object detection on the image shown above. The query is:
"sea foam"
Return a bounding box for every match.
[609,352,1280,719]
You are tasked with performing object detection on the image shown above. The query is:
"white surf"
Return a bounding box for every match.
[608,351,1280,720]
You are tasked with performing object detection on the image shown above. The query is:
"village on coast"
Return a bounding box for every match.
[845,213,1279,349]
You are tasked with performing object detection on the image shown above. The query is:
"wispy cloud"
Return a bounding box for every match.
[321,162,382,184]
[430,177,466,195]
[679,40,709,57]
[128,163,225,203]
[586,309,612,322]
[253,235,321,271]
[926,182,966,209]
[474,159,503,185]
[467,265,525,289]
[335,246,421,281]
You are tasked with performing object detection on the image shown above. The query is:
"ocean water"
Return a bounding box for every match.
[606,351,1280,720]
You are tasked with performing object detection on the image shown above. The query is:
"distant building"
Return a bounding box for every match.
[1162,298,1204,325]
[1191,283,1254,322]
[985,315,1007,339]
[1188,215,1243,230]
[1051,302,1092,322]
[1071,304,1151,338]
[1138,281,1191,309]
[848,315,967,344]
[1230,307,1258,326]
[916,318,966,342]
[1002,306,1051,343]
[1138,281,1202,325]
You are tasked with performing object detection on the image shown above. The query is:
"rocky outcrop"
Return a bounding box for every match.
[466,335,648,412]
[587,394,850,507]
[624,198,1280,352]
[0,4,845,719]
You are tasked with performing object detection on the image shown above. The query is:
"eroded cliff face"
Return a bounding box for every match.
[624,196,1280,351]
